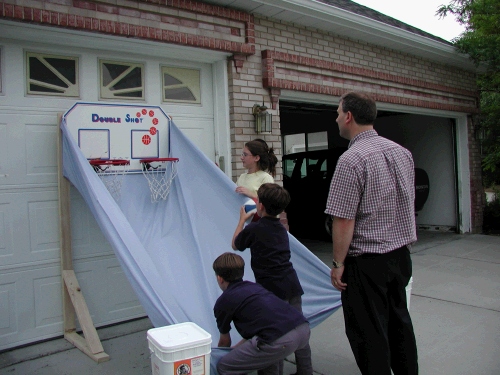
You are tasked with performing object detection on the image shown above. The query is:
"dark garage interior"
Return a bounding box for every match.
[279,101,457,241]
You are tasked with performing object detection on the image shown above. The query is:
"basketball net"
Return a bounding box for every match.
[140,158,179,202]
[89,159,130,201]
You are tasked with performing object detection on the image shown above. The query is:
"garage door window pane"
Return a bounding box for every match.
[26,52,78,96]
[100,60,144,100]
[162,66,200,104]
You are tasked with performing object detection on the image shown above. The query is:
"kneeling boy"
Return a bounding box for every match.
[213,252,311,375]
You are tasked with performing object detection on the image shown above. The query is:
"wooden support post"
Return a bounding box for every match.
[57,114,110,363]
[62,271,109,363]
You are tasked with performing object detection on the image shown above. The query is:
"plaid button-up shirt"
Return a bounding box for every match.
[325,130,416,256]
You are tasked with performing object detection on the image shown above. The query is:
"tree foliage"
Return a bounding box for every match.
[437,0,500,185]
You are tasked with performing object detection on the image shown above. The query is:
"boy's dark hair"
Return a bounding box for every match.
[340,92,377,125]
[213,252,245,282]
[245,139,278,177]
[257,183,291,216]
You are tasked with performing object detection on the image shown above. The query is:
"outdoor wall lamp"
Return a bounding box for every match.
[253,102,272,134]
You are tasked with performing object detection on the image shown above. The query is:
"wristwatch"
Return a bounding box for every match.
[332,259,344,268]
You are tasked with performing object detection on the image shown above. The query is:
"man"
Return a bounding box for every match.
[213,252,311,375]
[325,92,418,375]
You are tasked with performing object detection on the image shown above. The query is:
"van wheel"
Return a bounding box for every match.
[325,215,333,241]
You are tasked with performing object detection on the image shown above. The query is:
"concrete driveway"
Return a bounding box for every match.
[1,232,499,375]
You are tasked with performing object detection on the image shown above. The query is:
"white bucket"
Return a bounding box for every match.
[406,277,413,310]
[147,322,212,375]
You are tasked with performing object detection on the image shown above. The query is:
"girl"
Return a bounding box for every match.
[235,139,278,199]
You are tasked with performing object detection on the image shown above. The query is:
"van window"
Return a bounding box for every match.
[307,131,328,151]
[283,131,328,180]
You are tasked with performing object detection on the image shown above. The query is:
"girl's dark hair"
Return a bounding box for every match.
[213,252,245,282]
[245,139,278,177]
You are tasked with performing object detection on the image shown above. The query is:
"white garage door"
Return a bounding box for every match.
[0,24,228,350]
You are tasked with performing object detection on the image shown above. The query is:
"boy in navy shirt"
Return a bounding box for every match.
[232,183,312,374]
[213,252,311,375]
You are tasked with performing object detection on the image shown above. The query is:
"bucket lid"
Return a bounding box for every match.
[147,322,212,352]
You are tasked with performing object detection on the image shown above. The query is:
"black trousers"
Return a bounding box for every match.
[342,246,418,375]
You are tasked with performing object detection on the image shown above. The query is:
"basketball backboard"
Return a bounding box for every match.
[63,102,172,172]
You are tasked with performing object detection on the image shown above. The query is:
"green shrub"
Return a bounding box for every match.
[483,189,500,234]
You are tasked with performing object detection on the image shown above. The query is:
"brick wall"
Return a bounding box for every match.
[0,0,255,54]
[255,17,474,90]
[468,116,485,233]
[228,51,283,183]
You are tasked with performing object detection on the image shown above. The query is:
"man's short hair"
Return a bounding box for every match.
[257,183,291,216]
[340,92,377,125]
[213,252,245,282]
